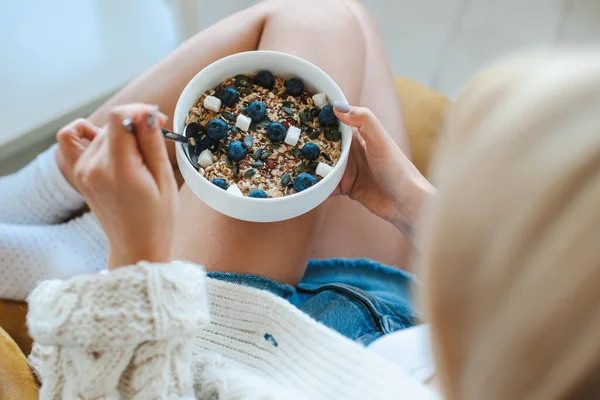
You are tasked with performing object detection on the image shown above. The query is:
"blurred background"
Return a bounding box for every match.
[1,0,598,175]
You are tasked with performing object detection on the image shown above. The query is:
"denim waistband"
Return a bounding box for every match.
[208,258,417,345]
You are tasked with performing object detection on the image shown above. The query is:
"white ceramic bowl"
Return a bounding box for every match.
[174,51,351,222]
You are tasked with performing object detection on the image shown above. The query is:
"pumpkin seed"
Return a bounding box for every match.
[257,119,271,129]
[269,143,281,150]
[309,161,319,171]
[299,110,309,125]
[322,152,332,162]
[281,173,291,187]
[250,160,264,168]
[250,121,257,131]
[309,130,321,140]
[235,74,250,87]
[282,106,294,116]
[282,101,295,109]
[225,156,233,167]
[333,130,342,142]
[260,151,271,160]
[310,107,320,119]
[243,135,253,149]
[222,112,235,122]
[240,86,253,95]
[300,125,308,131]
[253,148,263,160]
[233,163,239,176]
[292,149,302,158]
[243,168,257,178]
[230,125,239,134]
[296,163,305,173]
[324,130,334,141]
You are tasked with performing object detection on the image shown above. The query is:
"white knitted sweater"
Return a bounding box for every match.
[27,261,437,399]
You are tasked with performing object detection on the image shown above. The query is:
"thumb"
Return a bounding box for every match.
[333,103,392,152]
[56,118,100,166]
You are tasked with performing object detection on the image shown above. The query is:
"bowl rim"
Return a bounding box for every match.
[174,50,351,204]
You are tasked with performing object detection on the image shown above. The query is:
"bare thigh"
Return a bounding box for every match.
[254,0,412,267]
[293,1,413,267]
[89,0,412,283]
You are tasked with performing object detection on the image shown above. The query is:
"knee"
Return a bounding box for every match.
[267,0,363,35]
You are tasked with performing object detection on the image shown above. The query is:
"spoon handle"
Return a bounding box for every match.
[161,128,189,144]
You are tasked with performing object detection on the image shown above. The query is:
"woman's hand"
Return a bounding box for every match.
[56,119,100,189]
[73,104,177,270]
[333,102,435,240]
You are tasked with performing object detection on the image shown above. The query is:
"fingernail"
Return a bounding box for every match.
[122,118,136,134]
[146,111,158,129]
[333,101,352,113]
[158,111,168,121]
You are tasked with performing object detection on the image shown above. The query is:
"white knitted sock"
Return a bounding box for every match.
[0,212,107,300]
[0,145,86,225]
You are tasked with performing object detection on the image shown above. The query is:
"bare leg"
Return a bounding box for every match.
[314,1,414,266]
[89,0,412,284]
[89,3,274,183]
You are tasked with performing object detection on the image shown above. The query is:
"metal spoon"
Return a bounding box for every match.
[161,128,189,144]
[161,122,204,169]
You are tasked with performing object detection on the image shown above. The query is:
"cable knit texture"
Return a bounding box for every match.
[28,262,210,399]
[28,262,436,400]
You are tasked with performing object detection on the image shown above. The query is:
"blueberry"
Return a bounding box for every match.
[248,189,268,198]
[255,70,275,90]
[245,101,267,122]
[285,78,304,96]
[318,105,337,126]
[211,178,228,190]
[207,118,228,140]
[218,87,239,107]
[293,172,318,193]
[228,140,247,162]
[301,143,320,160]
[266,122,286,142]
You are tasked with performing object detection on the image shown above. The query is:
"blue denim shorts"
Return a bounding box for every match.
[208,259,418,345]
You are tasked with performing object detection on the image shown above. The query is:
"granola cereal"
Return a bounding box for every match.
[184,71,342,198]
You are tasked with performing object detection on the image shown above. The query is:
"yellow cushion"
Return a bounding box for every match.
[0,326,38,400]
[396,77,450,178]
[0,300,31,355]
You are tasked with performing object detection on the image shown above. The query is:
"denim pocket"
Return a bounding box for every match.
[296,283,413,345]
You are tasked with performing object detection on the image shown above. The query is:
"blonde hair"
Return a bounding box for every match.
[419,50,600,399]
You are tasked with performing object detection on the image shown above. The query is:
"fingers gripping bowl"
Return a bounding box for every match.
[174,51,351,222]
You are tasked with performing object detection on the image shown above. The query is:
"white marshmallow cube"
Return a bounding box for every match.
[284,126,301,146]
[198,149,214,168]
[203,95,222,113]
[312,93,329,109]
[316,162,334,178]
[227,184,243,196]
[236,114,252,132]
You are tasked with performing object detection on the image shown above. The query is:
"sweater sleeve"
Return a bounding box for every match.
[0,145,86,225]
[27,261,210,400]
